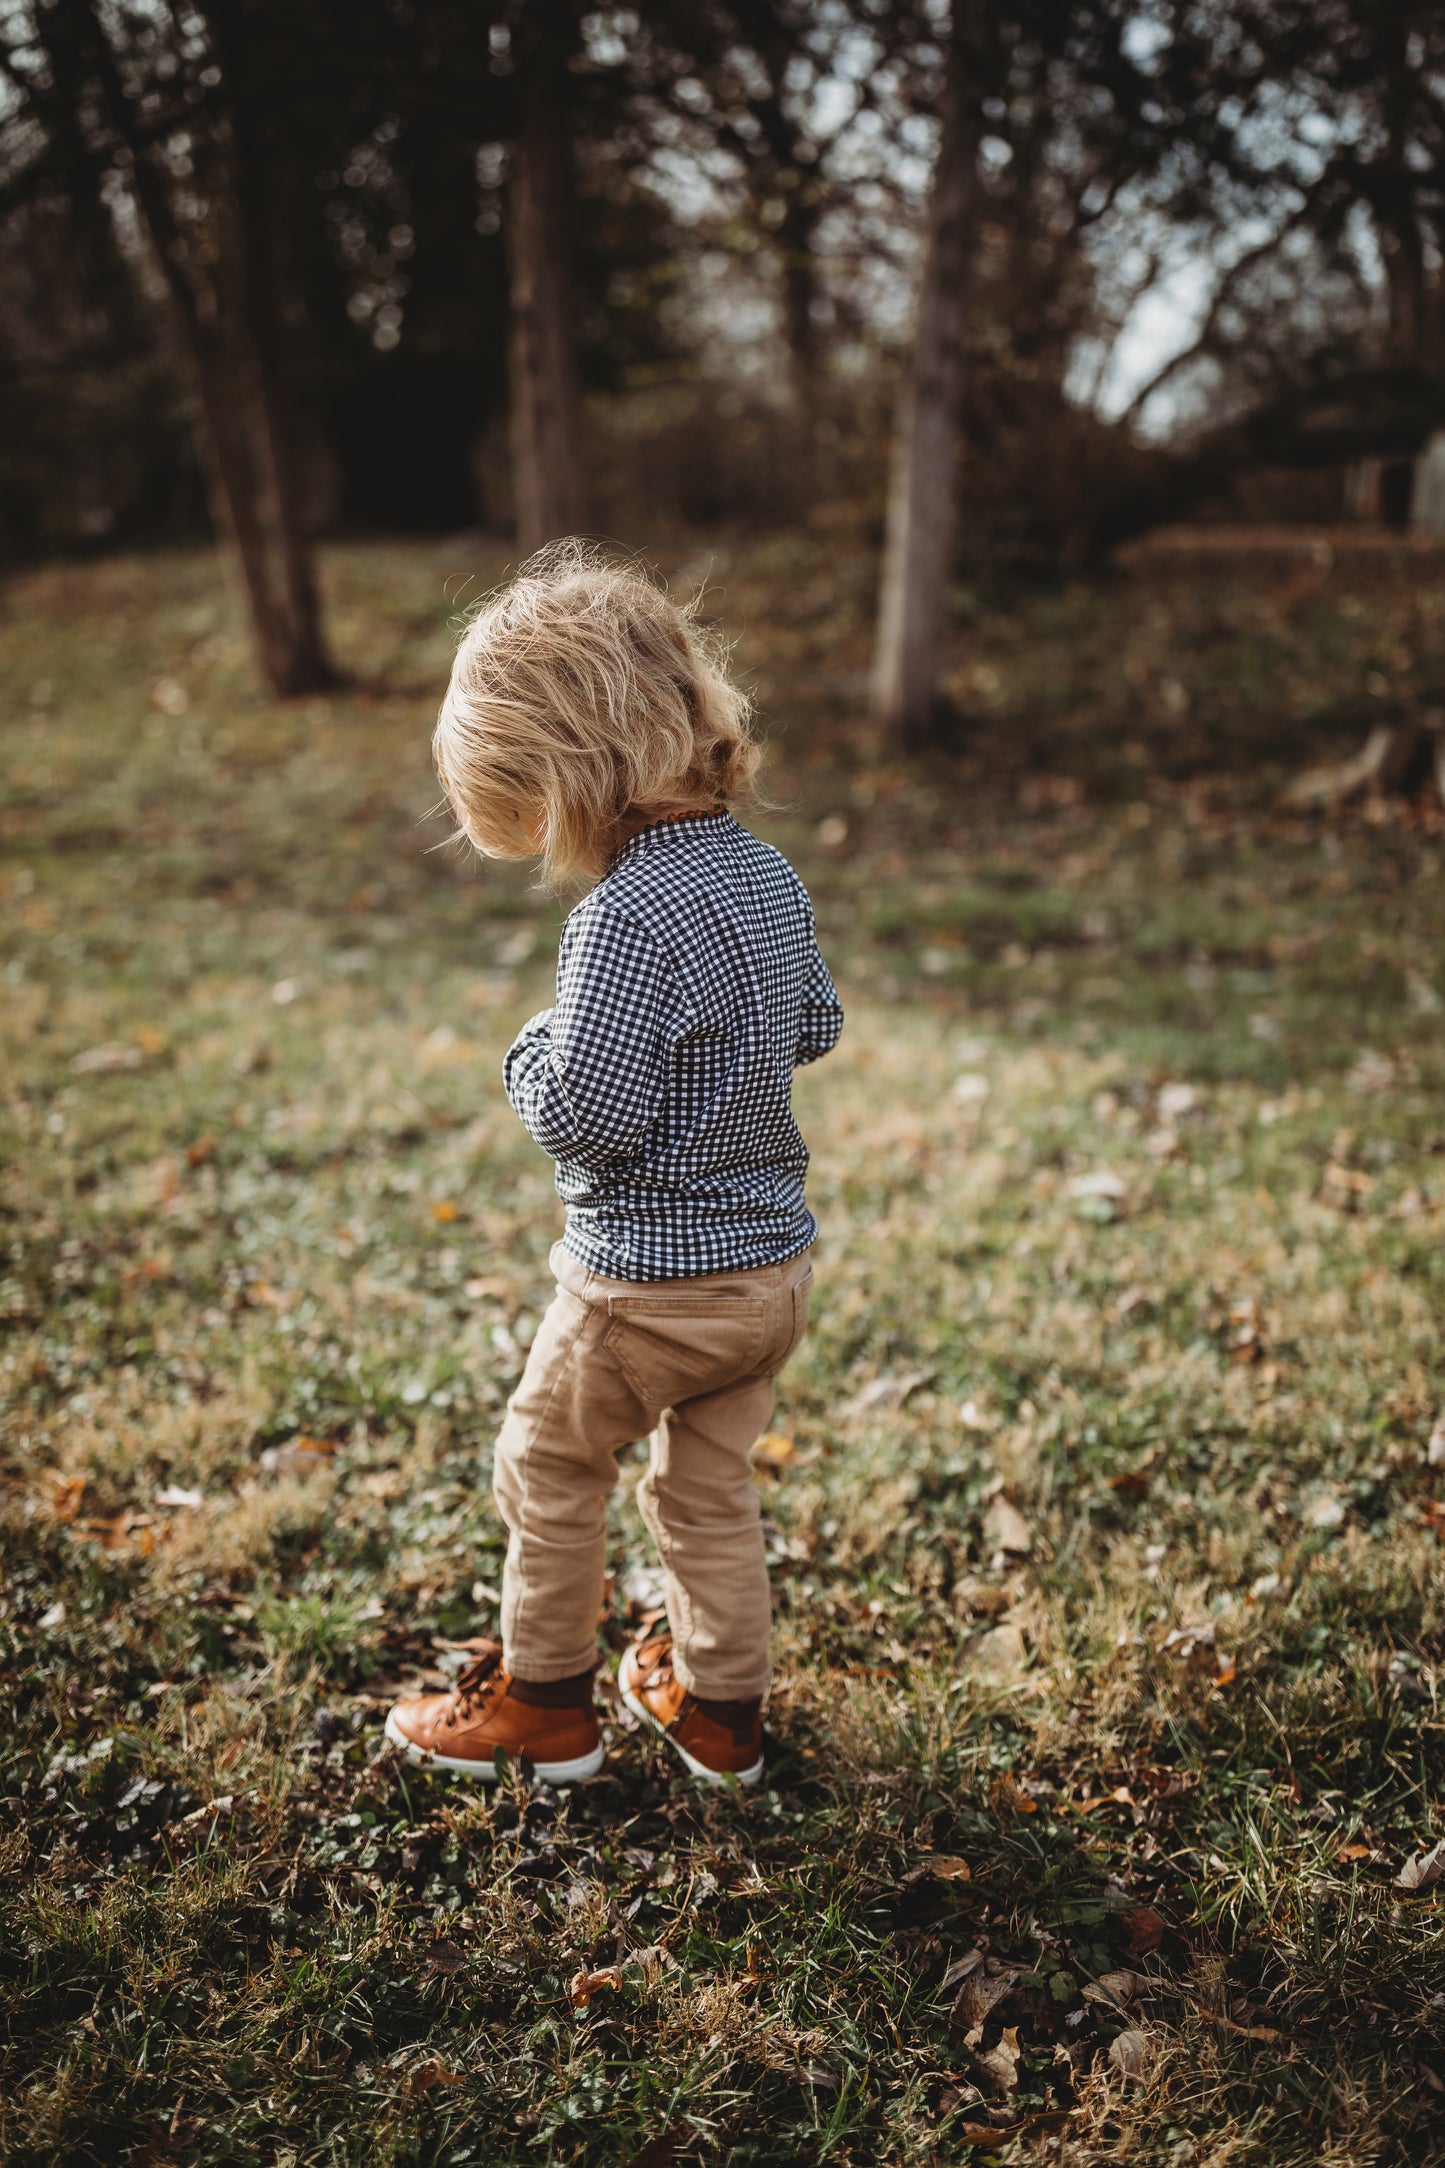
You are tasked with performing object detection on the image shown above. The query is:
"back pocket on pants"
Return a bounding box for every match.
[602,1293,767,1403]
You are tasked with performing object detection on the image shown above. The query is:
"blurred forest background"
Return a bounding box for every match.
[4,0,1445,741]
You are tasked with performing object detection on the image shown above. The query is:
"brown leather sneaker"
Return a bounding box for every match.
[618,1633,764,1786]
[384,1643,602,1784]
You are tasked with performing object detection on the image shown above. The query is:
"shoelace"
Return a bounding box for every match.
[636,1642,675,1692]
[450,1646,506,1719]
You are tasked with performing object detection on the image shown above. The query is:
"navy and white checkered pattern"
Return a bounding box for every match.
[502,812,843,1280]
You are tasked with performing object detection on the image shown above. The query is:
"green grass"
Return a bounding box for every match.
[3,537,1445,2165]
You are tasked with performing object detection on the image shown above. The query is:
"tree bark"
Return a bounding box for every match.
[210,0,334,691]
[870,5,983,749]
[72,0,332,697]
[777,173,824,504]
[507,11,586,553]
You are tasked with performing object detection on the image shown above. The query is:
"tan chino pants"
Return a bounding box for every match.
[492,1240,814,1701]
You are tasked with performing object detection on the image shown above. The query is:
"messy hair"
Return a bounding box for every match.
[433,541,762,887]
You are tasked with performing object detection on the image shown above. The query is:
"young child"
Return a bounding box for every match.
[385,546,842,1787]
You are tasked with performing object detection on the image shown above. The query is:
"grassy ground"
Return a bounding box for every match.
[3,535,1445,2166]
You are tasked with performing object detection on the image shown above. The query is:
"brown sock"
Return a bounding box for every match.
[509,1667,596,1711]
[692,1693,762,1744]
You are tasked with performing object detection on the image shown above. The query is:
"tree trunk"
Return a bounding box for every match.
[870,5,984,749]
[1378,17,1427,372]
[210,0,334,692]
[73,0,332,698]
[507,12,586,553]
[777,176,824,503]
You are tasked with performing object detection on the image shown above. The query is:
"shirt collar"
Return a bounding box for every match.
[612,809,732,867]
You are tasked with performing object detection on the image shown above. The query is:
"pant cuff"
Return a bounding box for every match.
[504,1646,600,1684]
[671,1652,771,1703]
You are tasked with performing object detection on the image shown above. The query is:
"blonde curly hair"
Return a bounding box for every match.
[434,542,762,887]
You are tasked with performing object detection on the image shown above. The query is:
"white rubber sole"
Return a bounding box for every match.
[383,1709,603,1785]
[617,1646,764,1787]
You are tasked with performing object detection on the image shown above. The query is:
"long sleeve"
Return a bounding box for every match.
[795,926,843,1067]
[499,1005,556,1121]
[502,907,692,1172]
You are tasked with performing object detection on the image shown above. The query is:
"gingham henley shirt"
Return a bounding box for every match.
[502,811,843,1281]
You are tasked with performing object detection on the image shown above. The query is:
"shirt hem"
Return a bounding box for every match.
[559,1220,817,1283]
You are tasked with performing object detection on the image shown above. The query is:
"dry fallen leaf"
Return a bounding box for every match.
[991,1771,1039,1814]
[51,1475,88,1523]
[71,1043,142,1074]
[1109,2029,1149,2080]
[955,2112,1073,2144]
[69,1513,156,1555]
[1227,1296,1262,1360]
[1068,1168,1129,1220]
[1138,1765,1197,1801]
[750,1432,795,1473]
[1083,1970,1144,2009]
[1220,2014,1285,2043]
[418,1940,468,1973]
[956,1964,1019,2045]
[984,1497,1033,1556]
[939,1950,985,1992]
[1123,1907,1166,1955]
[569,1964,623,2009]
[972,2024,1021,2096]
[1336,1842,1372,1863]
[1068,1168,1129,1200]
[844,1370,932,1419]
[624,1945,678,1981]
[621,1561,668,1615]
[951,1577,1012,1619]
[176,1794,235,1827]
[926,1855,973,1881]
[973,1621,1029,1679]
[259,1438,335,1477]
[1394,1841,1445,1894]
[248,1281,294,1312]
[403,2057,465,2094]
